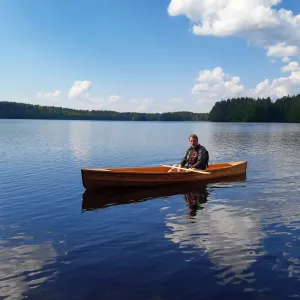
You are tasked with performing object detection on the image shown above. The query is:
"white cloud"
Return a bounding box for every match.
[282,56,291,63]
[167,0,300,59]
[68,80,92,100]
[250,78,287,98]
[250,70,300,98]
[194,65,300,108]
[192,67,244,107]
[281,61,300,73]
[266,43,300,58]
[36,90,61,101]
[108,95,121,103]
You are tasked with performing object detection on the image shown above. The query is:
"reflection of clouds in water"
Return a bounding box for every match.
[284,252,300,280]
[165,204,265,285]
[0,241,56,300]
[68,121,92,162]
[256,182,300,282]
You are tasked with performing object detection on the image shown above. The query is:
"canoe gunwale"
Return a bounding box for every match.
[81,161,247,175]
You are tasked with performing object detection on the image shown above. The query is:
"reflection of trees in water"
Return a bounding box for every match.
[165,201,265,285]
[0,240,57,300]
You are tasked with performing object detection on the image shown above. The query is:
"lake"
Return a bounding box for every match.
[1,119,300,300]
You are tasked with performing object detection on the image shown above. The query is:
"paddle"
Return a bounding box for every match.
[160,164,211,175]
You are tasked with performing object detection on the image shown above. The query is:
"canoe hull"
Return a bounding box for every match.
[81,161,247,190]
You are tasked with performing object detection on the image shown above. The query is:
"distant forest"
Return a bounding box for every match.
[1,93,300,122]
[209,94,300,123]
[0,101,208,121]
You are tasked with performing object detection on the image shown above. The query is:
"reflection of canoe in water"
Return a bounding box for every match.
[81,173,246,211]
[81,161,247,190]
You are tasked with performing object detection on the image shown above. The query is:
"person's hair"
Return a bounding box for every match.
[189,134,198,141]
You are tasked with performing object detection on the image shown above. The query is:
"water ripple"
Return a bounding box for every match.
[1,120,300,299]
[0,241,57,300]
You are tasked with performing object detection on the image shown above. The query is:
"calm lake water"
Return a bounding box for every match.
[1,119,300,300]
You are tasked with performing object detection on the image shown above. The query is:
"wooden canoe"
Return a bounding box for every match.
[81,161,247,190]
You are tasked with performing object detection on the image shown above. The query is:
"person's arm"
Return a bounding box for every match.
[190,147,207,169]
[179,148,189,167]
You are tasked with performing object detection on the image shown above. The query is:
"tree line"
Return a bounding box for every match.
[1,93,300,122]
[0,101,208,121]
[209,94,300,123]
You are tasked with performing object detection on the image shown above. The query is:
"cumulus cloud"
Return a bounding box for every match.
[194,65,300,108]
[266,43,300,58]
[167,0,300,59]
[68,80,92,100]
[250,70,300,98]
[36,90,61,101]
[108,95,121,103]
[282,56,291,63]
[192,67,244,106]
[281,61,300,73]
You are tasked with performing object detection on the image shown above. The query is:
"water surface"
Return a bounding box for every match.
[1,120,300,299]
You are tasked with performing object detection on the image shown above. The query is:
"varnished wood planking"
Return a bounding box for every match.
[81,161,247,190]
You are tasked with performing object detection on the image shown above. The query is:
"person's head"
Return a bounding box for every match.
[189,134,199,148]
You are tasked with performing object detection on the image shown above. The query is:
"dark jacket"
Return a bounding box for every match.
[180,144,209,170]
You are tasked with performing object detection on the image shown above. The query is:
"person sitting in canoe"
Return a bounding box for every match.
[168,134,209,172]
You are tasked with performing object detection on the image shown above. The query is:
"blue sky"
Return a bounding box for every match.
[1,0,300,113]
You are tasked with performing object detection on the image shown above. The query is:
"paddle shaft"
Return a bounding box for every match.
[161,164,210,175]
